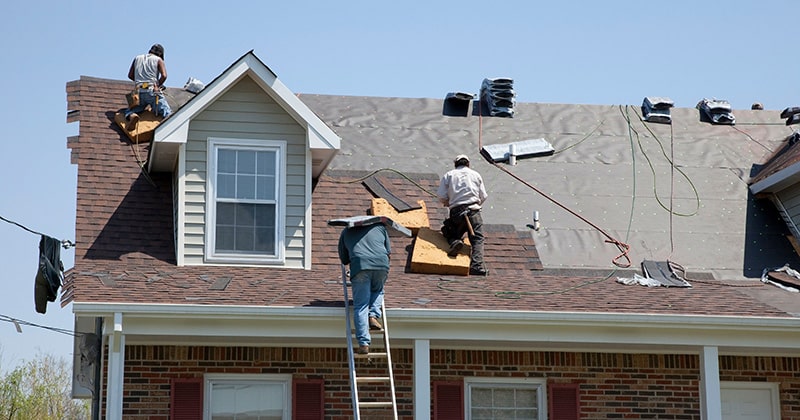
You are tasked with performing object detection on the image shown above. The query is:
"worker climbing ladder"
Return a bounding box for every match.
[328,215,411,420]
[342,264,399,420]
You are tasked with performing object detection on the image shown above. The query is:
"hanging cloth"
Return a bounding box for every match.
[34,235,64,314]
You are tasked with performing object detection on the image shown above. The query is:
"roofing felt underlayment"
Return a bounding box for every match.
[298,94,800,281]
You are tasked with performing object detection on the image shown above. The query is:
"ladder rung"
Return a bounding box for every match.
[358,401,394,408]
[354,352,387,359]
[356,376,391,383]
[350,329,384,335]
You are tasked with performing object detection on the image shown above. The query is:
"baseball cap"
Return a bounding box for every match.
[454,154,470,164]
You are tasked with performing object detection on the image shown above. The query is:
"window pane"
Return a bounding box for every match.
[494,389,515,406]
[238,150,256,174]
[237,175,256,200]
[516,389,536,407]
[235,204,256,227]
[472,388,493,407]
[255,227,275,253]
[218,149,236,173]
[216,225,234,251]
[218,174,236,199]
[256,175,276,200]
[257,150,276,175]
[217,202,236,224]
[234,227,254,252]
[255,204,275,226]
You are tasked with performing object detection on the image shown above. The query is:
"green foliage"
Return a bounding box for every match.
[0,353,90,419]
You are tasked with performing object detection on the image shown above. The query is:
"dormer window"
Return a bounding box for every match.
[205,137,286,264]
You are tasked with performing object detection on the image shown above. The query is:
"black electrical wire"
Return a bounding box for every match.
[0,214,75,249]
[0,314,83,337]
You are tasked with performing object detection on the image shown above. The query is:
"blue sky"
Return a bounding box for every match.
[0,1,796,367]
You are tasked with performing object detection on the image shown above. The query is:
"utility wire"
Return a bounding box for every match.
[0,314,82,337]
[476,100,632,268]
[0,215,74,249]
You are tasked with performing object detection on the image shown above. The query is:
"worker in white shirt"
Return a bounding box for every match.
[437,154,489,276]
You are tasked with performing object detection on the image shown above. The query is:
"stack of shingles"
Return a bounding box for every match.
[480,78,515,118]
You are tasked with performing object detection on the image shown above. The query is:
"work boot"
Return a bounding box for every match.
[369,317,383,330]
[469,268,489,277]
[447,239,464,257]
[357,345,369,355]
[126,113,139,131]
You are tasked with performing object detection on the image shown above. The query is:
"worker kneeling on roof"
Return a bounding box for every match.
[437,154,489,276]
[124,43,172,131]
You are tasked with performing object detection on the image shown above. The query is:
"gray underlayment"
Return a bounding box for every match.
[302,95,800,280]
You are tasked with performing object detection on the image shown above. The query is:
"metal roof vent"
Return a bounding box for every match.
[480,78,515,118]
[780,107,800,126]
[697,98,735,125]
[642,96,674,124]
[443,92,475,117]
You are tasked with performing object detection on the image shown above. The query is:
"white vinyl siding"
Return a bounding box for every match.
[181,76,308,268]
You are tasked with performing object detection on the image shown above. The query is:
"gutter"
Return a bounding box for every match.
[71,303,800,354]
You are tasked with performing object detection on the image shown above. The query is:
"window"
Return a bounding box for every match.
[721,381,780,420]
[205,374,291,420]
[206,138,285,263]
[465,377,546,420]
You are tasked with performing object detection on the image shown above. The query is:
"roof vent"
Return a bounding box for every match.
[780,107,800,126]
[443,92,475,117]
[642,96,674,124]
[480,78,515,118]
[697,98,735,125]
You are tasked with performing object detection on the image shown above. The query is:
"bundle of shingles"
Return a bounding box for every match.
[480,78,515,118]
[761,265,800,292]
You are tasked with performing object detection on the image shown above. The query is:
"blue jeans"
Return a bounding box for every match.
[350,269,387,346]
[125,89,171,119]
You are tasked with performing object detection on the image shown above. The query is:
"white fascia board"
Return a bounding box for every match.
[750,161,800,194]
[73,303,800,353]
[152,61,250,146]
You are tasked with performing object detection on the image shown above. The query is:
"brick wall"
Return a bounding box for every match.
[107,346,800,419]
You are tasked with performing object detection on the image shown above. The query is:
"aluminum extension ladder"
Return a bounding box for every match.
[342,264,399,420]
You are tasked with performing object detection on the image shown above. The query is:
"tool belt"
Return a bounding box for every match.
[136,82,156,90]
[449,203,479,218]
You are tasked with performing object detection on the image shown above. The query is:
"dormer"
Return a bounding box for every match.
[147,51,340,268]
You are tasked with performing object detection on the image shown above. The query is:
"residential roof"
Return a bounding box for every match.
[63,76,800,320]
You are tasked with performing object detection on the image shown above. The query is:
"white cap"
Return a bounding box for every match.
[454,154,470,164]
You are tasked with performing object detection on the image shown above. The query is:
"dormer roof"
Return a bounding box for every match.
[148,50,340,176]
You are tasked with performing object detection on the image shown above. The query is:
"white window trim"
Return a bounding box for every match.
[721,381,780,420]
[205,137,287,264]
[203,373,292,420]
[465,376,547,420]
